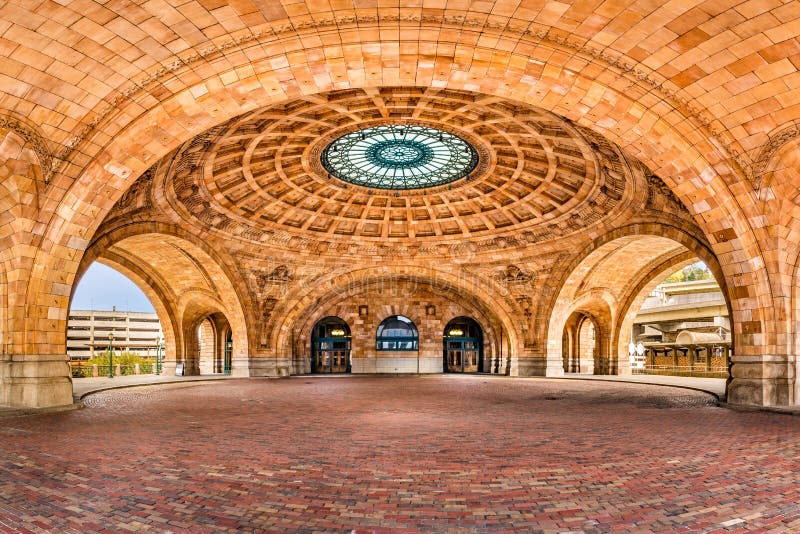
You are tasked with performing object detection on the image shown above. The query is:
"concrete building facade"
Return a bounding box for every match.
[0,1,799,409]
[631,279,731,375]
[66,309,163,361]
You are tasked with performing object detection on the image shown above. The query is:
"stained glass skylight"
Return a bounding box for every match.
[321,124,479,190]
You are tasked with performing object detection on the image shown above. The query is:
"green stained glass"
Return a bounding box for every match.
[321,124,478,190]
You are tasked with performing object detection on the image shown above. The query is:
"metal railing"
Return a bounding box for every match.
[632,365,728,378]
[71,362,155,378]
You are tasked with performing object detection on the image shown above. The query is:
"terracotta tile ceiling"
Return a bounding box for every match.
[148,87,638,249]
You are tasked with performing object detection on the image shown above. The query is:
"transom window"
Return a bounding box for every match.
[376,315,419,351]
[321,124,479,190]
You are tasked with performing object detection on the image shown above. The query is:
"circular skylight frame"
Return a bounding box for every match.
[320,124,479,190]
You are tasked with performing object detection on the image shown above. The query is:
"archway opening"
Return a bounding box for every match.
[443,317,484,373]
[69,262,164,379]
[192,312,232,376]
[562,313,598,374]
[310,316,351,374]
[630,261,730,378]
[280,272,516,377]
[546,231,728,378]
[77,229,251,378]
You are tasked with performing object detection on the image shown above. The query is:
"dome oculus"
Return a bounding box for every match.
[321,124,479,189]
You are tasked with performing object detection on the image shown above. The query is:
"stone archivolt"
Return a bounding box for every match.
[6,0,800,408]
[107,88,688,262]
[83,88,713,386]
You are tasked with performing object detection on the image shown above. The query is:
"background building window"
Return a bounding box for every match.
[376,315,419,351]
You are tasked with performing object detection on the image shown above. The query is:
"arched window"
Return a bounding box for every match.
[376,315,418,351]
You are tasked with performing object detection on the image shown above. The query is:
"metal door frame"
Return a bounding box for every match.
[311,336,351,373]
[444,336,482,373]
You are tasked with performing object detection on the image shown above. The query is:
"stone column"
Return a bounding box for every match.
[728,355,796,406]
[0,354,74,408]
[515,346,564,377]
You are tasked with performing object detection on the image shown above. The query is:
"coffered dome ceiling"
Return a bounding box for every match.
[111,87,679,258]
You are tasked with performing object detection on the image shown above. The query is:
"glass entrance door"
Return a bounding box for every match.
[223,340,232,374]
[312,338,350,373]
[310,317,351,374]
[445,338,480,372]
[443,317,483,373]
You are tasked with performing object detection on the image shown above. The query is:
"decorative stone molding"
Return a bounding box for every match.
[750,120,800,191]
[113,168,154,213]
[147,88,649,257]
[0,114,56,183]
[57,14,747,180]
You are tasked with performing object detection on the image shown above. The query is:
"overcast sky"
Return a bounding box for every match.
[71,262,155,312]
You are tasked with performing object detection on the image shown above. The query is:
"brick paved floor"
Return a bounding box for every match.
[1,376,799,533]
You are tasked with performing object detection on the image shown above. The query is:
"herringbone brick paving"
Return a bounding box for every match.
[1,376,799,532]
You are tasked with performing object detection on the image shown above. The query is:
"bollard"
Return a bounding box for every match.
[92,364,98,377]
[134,363,140,375]
[115,363,122,376]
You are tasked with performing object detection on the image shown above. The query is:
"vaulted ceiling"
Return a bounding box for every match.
[1,0,797,178]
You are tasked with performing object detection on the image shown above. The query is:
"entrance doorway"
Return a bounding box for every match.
[223,328,232,374]
[443,317,483,373]
[311,317,351,373]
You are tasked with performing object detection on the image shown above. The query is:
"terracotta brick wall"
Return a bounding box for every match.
[2,2,800,406]
[287,282,502,375]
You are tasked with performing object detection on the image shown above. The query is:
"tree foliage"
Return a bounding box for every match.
[663,262,713,284]
[80,350,155,375]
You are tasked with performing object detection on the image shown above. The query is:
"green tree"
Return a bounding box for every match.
[85,350,154,375]
[663,262,713,284]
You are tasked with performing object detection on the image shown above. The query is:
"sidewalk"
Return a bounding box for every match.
[72,373,238,401]
[72,372,727,401]
[555,373,727,399]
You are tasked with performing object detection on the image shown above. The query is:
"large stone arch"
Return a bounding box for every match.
[0,124,44,354]
[294,283,504,376]
[78,223,252,377]
[612,252,700,367]
[87,252,181,374]
[27,33,773,363]
[543,224,726,379]
[1,12,792,407]
[0,123,72,407]
[269,266,520,376]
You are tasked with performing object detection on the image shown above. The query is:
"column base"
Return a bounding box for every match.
[249,357,290,377]
[230,356,251,377]
[0,354,73,408]
[579,358,595,374]
[514,356,565,377]
[728,355,795,406]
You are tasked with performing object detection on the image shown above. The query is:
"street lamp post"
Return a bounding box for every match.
[155,336,163,375]
[108,332,115,378]
[636,342,646,370]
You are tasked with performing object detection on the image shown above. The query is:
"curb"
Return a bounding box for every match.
[0,402,83,419]
[540,376,724,402]
[76,376,239,401]
[717,401,800,416]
